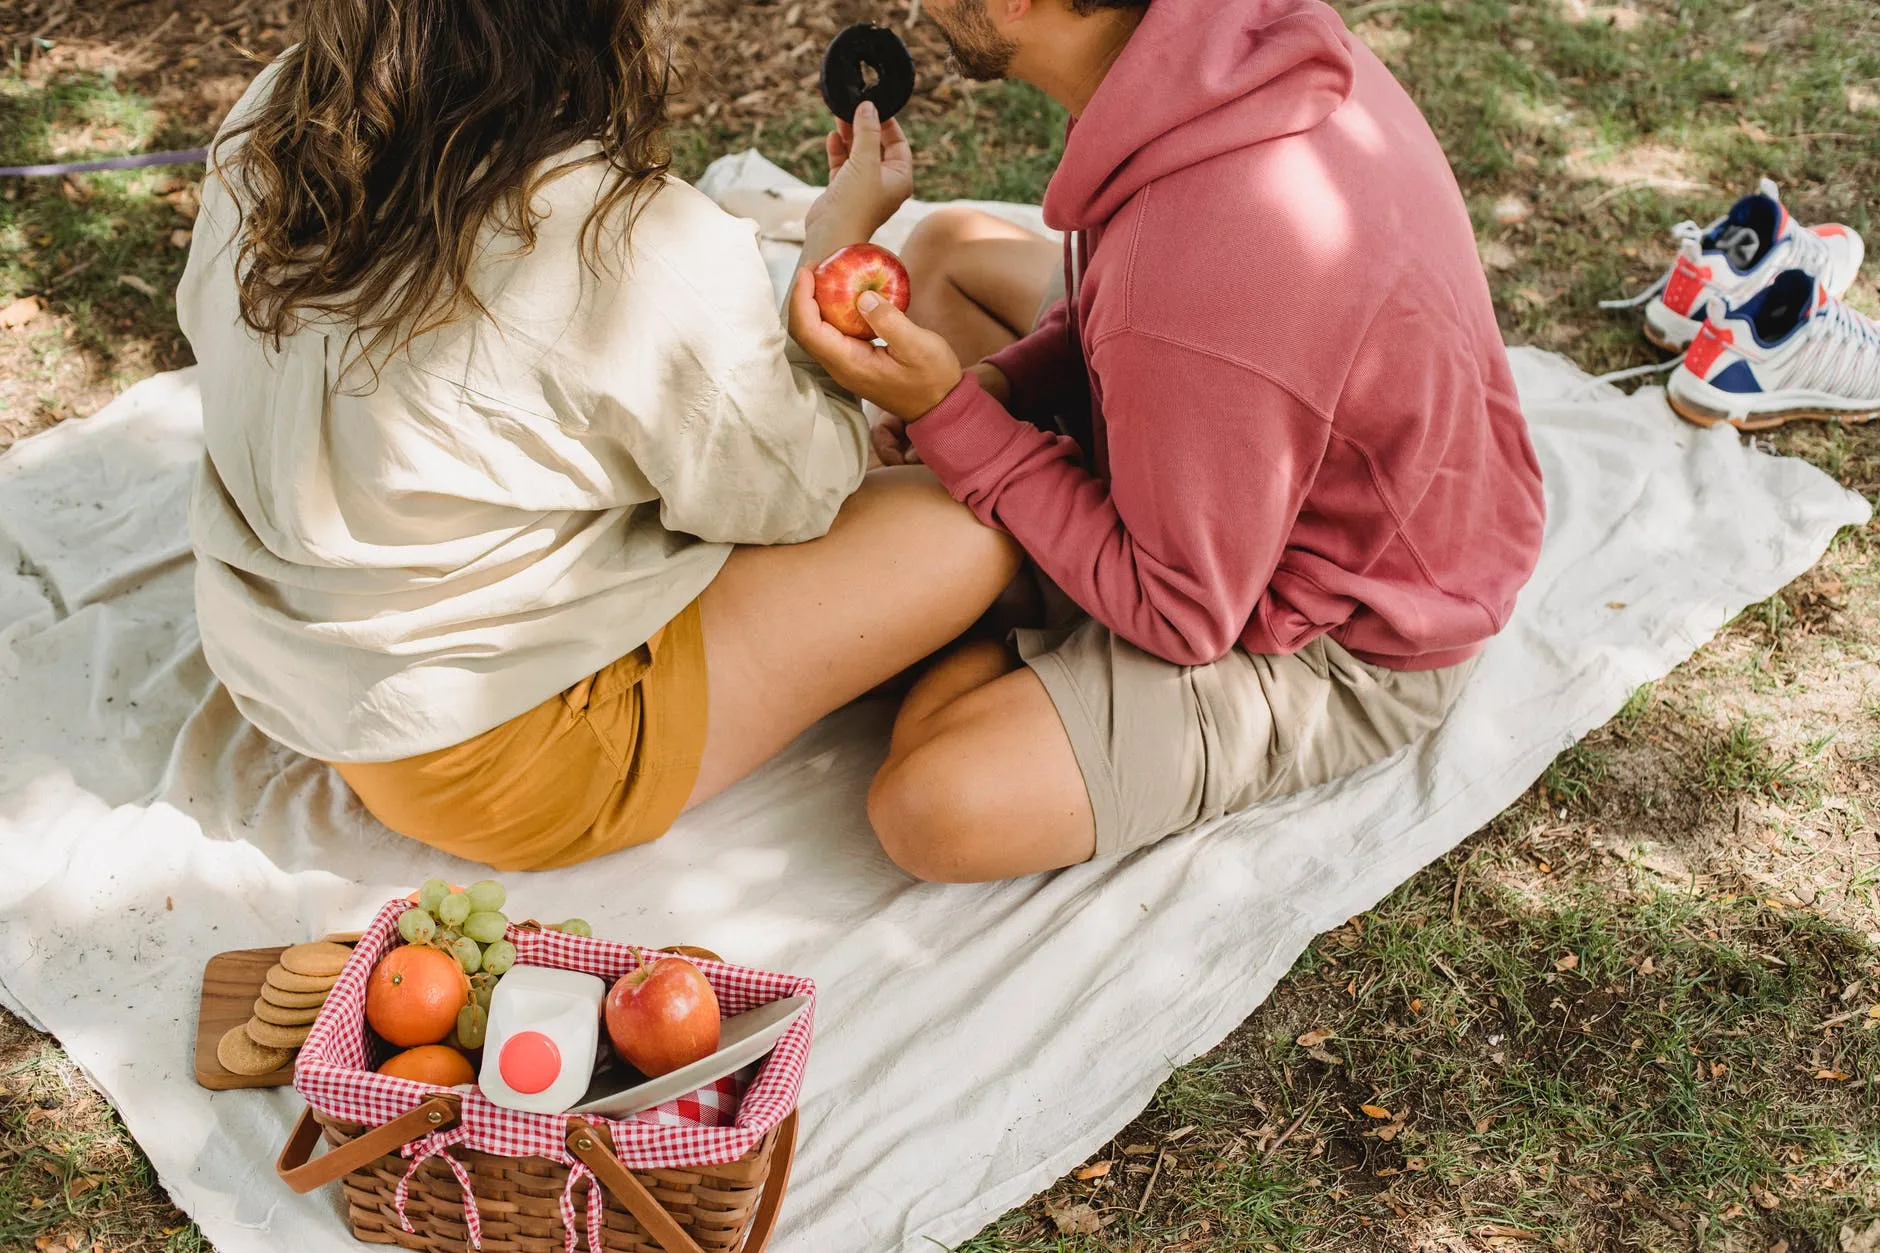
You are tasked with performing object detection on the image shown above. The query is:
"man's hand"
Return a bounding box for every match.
[802,101,913,264]
[790,269,964,420]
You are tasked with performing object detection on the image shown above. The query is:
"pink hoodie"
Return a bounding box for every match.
[908,0,1545,670]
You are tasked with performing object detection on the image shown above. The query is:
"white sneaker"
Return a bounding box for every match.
[1667,269,1880,430]
[1603,179,1865,352]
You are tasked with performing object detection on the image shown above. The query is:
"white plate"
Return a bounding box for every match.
[568,995,809,1118]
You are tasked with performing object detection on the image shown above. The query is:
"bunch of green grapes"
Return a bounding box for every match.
[393,877,592,1049]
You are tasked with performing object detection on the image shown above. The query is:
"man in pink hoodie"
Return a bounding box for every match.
[792,0,1545,882]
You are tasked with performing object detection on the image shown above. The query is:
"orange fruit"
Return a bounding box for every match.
[378,1044,476,1087]
[366,944,470,1047]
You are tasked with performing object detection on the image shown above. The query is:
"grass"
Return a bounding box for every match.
[956,822,1880,1252]
[0,65,195,439]
[1,0,1878,1249]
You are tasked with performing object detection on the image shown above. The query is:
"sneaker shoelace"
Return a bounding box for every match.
[1598,221,1704,310]
[1781,297,1880,400]
[1598,215,1837,311]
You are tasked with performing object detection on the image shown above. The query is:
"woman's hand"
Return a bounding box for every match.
[790,269,962,421]
[802,101,913,264]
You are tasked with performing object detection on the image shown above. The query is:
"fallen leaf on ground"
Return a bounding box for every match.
[1122,1143,1154,1155]
[169,229,194,250]
[1476,1225,1541,1240]
[1297,1028,1334,1048]
[1042,1198,1102,1235]
[1074,1160,1111,1180]
[1752,1186,1779,1210]
[1406,1157,1427,1171]
[1361,1104,1392,1119]
[1377,1124,1401,1142]
[1474,1115,1495,1134]
[1555,953,1580,972]
[1494,195,1533,224]
[1737,118,1775,143]
[1842,1218,1880,1253]
[1640,957,1655,975]
[1815,1069,1851,1081]
[118,274,159,299]
[0,296,42,329]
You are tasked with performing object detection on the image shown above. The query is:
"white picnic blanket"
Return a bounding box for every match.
[0,152,1869,1253]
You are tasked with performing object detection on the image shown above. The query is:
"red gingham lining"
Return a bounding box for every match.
[296,899,813,1174]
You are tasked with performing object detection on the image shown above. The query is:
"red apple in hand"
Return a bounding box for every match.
[813,243,911,339]
[604,958,721,1077]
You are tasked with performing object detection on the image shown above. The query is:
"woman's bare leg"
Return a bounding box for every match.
[686,466,1021,808]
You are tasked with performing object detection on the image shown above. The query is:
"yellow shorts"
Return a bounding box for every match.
[333,600,709,871]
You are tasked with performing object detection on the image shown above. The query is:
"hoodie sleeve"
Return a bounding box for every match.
[982,297,1088,432]
[909,330,1331,666]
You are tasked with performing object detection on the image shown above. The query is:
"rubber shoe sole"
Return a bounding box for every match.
[1667,370,1880,431]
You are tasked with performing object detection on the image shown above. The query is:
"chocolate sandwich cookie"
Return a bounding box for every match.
[820,24,915,124]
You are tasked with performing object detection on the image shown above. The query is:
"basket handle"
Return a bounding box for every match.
[738,1109,799,1253]
[276,1095,461,1194]
[566,1112,797,1253]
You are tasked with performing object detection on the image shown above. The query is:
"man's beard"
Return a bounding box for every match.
[932,0,1017,81]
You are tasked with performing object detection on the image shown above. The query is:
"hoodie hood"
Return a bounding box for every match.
[1044,0,1355,232]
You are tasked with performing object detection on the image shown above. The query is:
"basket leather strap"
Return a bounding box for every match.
[276,1096,461,1194]
[740,1110,800,1253]
[566,1120,708,1253]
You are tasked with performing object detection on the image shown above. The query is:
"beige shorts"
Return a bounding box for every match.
[1016,619,1477,859]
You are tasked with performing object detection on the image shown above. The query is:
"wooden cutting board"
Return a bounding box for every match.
[193,934,361,1091]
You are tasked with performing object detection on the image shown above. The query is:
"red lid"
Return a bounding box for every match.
[498,1030,561,1095]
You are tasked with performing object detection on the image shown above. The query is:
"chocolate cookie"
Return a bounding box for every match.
[218,1024,292,1076]
[820,24,915,124]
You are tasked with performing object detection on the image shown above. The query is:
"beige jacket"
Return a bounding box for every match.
[179,64,867,762]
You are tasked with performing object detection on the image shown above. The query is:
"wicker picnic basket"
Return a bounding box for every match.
[277,901,813,1253]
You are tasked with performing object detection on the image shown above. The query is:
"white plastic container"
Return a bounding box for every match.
[477,964,606,1114]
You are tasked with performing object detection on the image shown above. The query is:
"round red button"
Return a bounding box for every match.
[498,1030,561,1095]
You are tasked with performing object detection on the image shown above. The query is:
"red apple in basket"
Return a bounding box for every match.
[813,243,910,339]
[605,957,721,1077]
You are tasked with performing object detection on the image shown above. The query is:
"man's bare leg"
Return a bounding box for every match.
[867,641,1097,881]
[686,466,1022,808]
[900,206,1061,370]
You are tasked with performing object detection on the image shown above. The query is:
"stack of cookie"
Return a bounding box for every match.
[216,941,352,1077]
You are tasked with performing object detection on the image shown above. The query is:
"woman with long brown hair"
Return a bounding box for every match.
[179,0,1017,870]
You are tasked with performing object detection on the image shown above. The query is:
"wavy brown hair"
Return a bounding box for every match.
[216,0,675,361]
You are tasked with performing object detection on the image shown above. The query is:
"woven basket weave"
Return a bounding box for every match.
[300,1103,794,1253]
